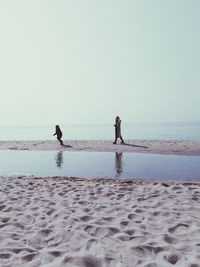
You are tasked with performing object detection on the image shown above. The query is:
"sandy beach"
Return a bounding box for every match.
[0,140,200,266]
[0,139,200,155]
[0,176,200,267]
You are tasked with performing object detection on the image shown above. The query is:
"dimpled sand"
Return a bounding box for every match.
[0,176,200,267]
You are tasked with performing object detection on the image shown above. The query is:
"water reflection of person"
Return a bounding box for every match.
[115,152,123,177]
[56,151,63,168]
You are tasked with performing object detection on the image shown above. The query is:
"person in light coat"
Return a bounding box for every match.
[113,116,125,144]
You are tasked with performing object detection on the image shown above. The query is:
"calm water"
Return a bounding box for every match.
[0,122,200,140]
[0,151,200,181]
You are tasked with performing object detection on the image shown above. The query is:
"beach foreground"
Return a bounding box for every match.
[0,176,200,267]
[0,139,200,155]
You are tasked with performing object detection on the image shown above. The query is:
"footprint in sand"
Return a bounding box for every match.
[102,216,113,222]
[62,255,102,267]
[125,229,135,235]
[0,205,6,211]
[80,215,93,222]
[164,254,179,265]
[163,234,178,244]
[131,245,164,257]
[120,220,129,227]
[0,253,12,259]
[84,224,95,233]
[2,217,10,223]
[22,253,38,262]
[48,251,62,257]
[108,227,120,235]
[83,208,91,213]
[79,201,88,205]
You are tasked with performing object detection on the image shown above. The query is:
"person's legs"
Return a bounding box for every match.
[120,136,124,144]
[113,137,117,144]
[57,137,63,145]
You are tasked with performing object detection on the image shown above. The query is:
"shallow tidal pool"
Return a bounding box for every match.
[0,150,200,181]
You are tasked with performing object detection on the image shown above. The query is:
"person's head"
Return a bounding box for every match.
[56,125,60,130]
[116,116,120,122]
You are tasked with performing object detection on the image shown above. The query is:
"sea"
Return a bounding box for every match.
[0,121,200,141]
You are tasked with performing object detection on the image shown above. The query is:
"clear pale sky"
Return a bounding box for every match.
[0,0,199,126]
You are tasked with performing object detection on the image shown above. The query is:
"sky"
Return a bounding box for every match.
[0,0,199,126]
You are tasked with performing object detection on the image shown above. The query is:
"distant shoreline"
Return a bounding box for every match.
[0,140,200,155]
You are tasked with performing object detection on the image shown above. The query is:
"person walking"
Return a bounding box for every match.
[53,125,63,145]
[113,116,125,144]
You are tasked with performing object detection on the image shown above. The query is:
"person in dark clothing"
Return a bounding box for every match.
[53,125,63,145]
[113,116,125,144]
